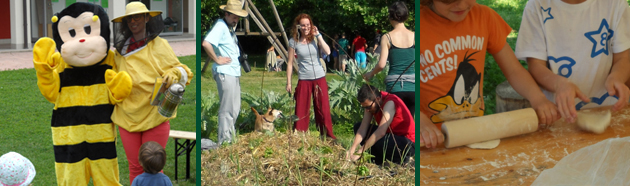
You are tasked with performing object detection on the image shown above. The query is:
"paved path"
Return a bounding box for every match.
[0,39,196,71]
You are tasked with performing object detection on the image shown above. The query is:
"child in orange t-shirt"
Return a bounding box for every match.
[419,0,558,148]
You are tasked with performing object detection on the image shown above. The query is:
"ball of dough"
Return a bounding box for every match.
[576,110,611,134]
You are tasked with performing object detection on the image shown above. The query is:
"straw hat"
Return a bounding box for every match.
[220,0,248,17]
[0,152,36,186]
[112,2,162,22]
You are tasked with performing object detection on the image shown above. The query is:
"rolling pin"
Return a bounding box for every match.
[420,108,538,148]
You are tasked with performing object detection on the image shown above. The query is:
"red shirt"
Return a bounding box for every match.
[353,36,366,52]
[374,91,415,143]
[127,37,147,53]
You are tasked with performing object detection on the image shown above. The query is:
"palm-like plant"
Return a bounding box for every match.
[328,53,388,124]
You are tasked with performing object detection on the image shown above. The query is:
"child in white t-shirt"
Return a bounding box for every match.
[516,0,630,123]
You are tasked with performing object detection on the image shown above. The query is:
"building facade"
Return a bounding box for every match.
[5,0,196,50]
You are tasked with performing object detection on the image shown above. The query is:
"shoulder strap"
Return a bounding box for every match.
[314,38,321,58]
[385,33,393,49]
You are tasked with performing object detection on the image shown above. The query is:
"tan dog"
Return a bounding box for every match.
[251,107,283,132]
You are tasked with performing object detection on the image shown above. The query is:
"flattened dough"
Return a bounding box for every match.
[576,110,611,134]
[466,139,501,149]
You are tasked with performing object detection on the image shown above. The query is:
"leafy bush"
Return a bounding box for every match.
[239,90,296,133]
[328,53,388,125]
[201,91,220,139]
[202,53,394,138]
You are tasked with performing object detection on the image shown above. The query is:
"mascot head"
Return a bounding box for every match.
[52,2,110,67]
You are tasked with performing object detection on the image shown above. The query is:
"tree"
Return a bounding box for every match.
[201,0,414,52]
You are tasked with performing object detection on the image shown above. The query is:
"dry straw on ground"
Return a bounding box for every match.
[202,131,415,185]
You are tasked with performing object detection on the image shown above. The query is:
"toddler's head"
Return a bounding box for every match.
[0,152,36,186]
[138,141,166,174]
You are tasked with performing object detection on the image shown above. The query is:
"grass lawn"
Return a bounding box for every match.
[199,54,356,147]
[0,55,196,185]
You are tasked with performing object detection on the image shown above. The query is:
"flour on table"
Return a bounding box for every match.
[466,139,500,149]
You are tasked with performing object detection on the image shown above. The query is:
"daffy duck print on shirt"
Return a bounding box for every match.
[428,51,484,123]
[419,3,513,128]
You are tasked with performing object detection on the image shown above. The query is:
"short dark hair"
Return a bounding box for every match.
[138,141,166,174]
[389,1,409,23]
[357,84,381,103]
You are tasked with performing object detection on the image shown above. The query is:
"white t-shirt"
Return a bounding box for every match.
[515,0,630,110]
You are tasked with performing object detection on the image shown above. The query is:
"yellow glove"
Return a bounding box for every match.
[33,37,58,69]
[163,68,181,88]
[33,37,62,103]
[105,69,132,103]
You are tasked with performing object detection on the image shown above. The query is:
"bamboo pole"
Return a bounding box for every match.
[246,8,288,65]
[269,0,290,47]
[246,0,288,62]
[244,1,250,33]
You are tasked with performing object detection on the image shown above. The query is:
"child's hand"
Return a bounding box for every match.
[420,113,443,148]
[555,79,590,123]
[529,96,560,127]
[605,77,630,112]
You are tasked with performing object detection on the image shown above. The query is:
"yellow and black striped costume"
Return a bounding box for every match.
[34,38,131,186]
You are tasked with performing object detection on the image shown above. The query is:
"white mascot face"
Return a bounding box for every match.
[57,12,107,67]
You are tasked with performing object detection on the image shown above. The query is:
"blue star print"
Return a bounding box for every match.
[584,19,614,58]
[575,93,618,110]
[548,56,576,78]
[541,7,553,24]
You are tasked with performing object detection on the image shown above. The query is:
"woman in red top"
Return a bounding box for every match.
[346,84,415,165]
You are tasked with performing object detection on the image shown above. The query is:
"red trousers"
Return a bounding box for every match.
[294,78,336,139]
[118,121,170,185]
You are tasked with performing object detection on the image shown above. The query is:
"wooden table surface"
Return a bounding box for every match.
[419,107,630,185]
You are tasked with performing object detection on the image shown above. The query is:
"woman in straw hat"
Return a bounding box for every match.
[110,2,193,183]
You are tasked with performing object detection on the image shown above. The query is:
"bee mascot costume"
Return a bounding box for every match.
[32,2,130,186]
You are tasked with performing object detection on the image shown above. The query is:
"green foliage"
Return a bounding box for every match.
[201,89,296,139]
[477,0,527,115]
[264,147,274,158]
[200,0,224,36]
[200,0,414,48]
[328,53,387,125]
[356,165,369,176]
[201,91,219,139]
[240,90,296,132]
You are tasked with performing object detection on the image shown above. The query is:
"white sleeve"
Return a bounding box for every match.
[515,0,548,61]
[611,1,630,53]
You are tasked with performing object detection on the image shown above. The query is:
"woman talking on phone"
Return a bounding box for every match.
[285,13,336,140]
